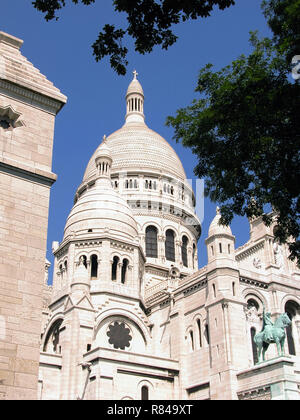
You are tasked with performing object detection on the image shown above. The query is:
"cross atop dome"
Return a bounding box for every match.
[133,69,138,80]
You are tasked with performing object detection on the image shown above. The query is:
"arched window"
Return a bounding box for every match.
[189,330,194,351]
[205,324,210,345]
[197,319,202,348]
[43,319,63,354]
[192,243,196,269]
[285,301,298,356]
[251,327,258,364]
[80,255,87,268]
[112,256,119,281]
[247,299,259,311]
[141,386,149,400]
[121,259,129,284]
[59,264,63,279]
[181,235,188,267]
[212,283,216,298]
[90,254,98,279]
[145,225,158,258]
[165,229,175,262]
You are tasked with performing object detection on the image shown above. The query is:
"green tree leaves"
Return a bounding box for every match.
[167,17,300,264]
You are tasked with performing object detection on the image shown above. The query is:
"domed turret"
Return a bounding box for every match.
[206,207,235,262]
[94,135,112,179]
[208,207,232,237]
[63,139,139,242]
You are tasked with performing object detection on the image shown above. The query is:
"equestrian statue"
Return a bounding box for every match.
[254,305,291,363]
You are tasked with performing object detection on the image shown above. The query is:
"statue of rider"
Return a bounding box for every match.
[261,305,274,343]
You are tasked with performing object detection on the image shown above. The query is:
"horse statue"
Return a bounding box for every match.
[254,306,291,363]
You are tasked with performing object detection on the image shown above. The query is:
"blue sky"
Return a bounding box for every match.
[1,1,272,281]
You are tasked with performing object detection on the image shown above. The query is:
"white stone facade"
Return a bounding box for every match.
[38,74,300,400]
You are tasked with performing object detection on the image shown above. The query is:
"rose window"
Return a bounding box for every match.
[106,321,132,350]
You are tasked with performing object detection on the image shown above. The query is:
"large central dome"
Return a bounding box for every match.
[83,71,186,183]
[83,123,186,182]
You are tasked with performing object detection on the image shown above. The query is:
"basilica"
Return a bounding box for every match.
[39,72,300,400]
[0,31,299,400]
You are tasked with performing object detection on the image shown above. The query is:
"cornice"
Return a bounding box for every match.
[239,276,268,289]
[0,78,65,115]
[235,238,265,261]
[0,155,57,187]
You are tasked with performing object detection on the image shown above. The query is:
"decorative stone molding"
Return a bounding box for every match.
[182,279,207,297]
[253,257,262,269]
[0,79,65,115]
[54,244,69,260]
[75,240,102,249]
[240,277,268,289]
[145,266,168,278]
[235,239,264,261]
[110,240,134,253]
[0,157,57,187]
[238,386,271,400]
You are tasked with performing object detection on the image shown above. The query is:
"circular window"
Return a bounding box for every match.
[106,321,132,350]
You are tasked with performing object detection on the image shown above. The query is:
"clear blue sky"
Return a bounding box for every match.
[1,1,272,282]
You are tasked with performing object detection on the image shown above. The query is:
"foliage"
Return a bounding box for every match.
[32,0,235,74]
[262,0,300,64]
[167,1,300,264]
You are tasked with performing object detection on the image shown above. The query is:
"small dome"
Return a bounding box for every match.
[95,136,112,161]
[63,178,139,242]
[126,70,144,97]
[208,207,232,237]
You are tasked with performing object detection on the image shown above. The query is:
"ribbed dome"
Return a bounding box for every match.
[83,122,186,182]
[63,177,139,241]
[208,207,232,237]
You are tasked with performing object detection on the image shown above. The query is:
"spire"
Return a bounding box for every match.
[125,70,145,124]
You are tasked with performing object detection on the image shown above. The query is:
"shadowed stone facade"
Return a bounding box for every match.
[0,31,66,400]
